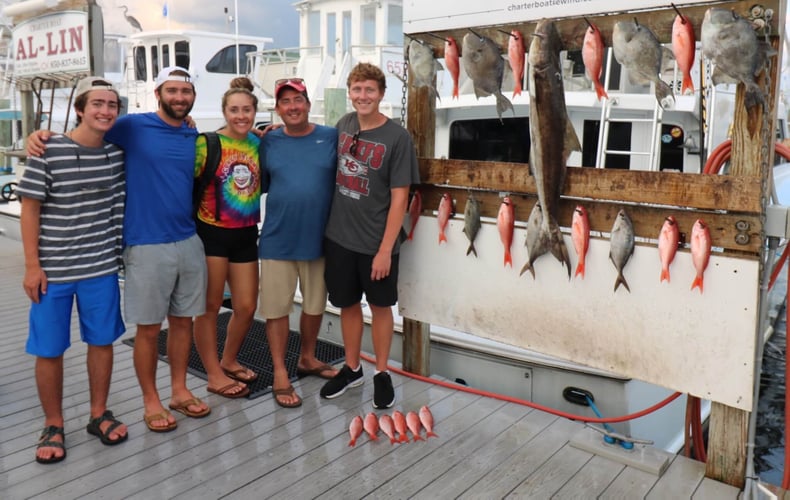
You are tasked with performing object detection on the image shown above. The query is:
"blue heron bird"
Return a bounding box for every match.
[119,5,143,32]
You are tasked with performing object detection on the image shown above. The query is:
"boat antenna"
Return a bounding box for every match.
[119,5,143,32]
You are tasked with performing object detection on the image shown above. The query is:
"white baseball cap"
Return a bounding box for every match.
[155,66,193,88]
[74,76,116,99]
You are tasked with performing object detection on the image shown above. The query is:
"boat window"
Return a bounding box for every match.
[387,5,403,45]
[307,11,320,56]
[342,11,351,54]
[361,5,376,45]
[134,46,146,81]
[326,13,336,58]
[205,44,258,74]
[103,38,122,74]
[449,117,530,163]
[174,41,189,69]
[162,44,170,68]
[150,46,160,78]
[581,120,631,169]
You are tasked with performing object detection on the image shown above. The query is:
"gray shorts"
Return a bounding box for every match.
[123,234,207,324]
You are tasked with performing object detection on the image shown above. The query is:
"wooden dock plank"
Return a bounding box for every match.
[505,445,593,498]
[410,406,558,499]
[599,465,664,499]
[458,417,584,498]
[552,455,626,499]
[646,454,705,499]
[692,477,742,499]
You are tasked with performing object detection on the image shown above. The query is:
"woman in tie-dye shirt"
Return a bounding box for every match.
[192,78,261,399]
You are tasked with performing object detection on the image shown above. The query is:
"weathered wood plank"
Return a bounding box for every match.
[600,465,662,499]
[506,444,593,498]
[692,477,742,499]
[704,402,749,489]
[646,454,705,499]
[418,158,763,214]
[411,407,558,499]
[552,455,625,499]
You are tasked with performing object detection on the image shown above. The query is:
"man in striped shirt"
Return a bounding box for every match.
[18,77,128,464]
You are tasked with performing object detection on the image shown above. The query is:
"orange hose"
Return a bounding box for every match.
[784,257,790,489]
[359,352,683,424]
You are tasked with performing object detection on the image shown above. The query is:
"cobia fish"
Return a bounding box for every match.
[348,415,364,447]
[379,414,397,444]
[520,201,544,278]
[393,410,409,443]
[658,215,680,283]
[407,189,422,241]
[497,196,515,267]
[609,209,635,292]
[462,193,482,257]
[690,219,712,292]
[407,39,442,101]
[612,20,674,108]
[571,205,590,279]
[438,193,453,244]
[445,36,461,99]
[406,410,424,441]
[525,19,577,278]
[419,405,438,438]
[701,7,765,110]
[462,31,514,121]
[582,21,608,100]
[508,30,526,97]
[672,12,696,95]
[363,412,379,441]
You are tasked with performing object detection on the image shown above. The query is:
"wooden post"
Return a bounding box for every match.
[705,402,748,489]
[402,69,435,375]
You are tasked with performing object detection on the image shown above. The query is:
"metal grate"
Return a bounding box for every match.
[122,311,346,399]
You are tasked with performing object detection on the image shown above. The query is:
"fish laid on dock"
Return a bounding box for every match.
[524,19,577,278]
[612,20,674,108]
[364,412,380,441]
[406,410,424,441]
[462,31,514,121]
[393,410,409,443]
[701,7,766,110]
[609,209,635,293]
[348,415,364,447]
[379,414,397,444]
[419,405,438,438]
[407,39,442,101]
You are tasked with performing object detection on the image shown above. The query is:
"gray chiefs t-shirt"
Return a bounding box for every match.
[324,113,420,255]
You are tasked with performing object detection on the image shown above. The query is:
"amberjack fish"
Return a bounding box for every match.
[462,31,514,122]
[524,19,578,278]
[582,21,608,100]
[609,209,635,293]
[701,7,766,110]
[407,39,442,101]
[612,20,674,108]
[462,194,482,257]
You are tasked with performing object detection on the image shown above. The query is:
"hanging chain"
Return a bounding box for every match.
[400,53,408,128]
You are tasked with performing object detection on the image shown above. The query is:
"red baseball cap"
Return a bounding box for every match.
[274,78,309,102]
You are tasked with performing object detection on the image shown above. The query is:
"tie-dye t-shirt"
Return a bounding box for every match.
[194,132,261,228]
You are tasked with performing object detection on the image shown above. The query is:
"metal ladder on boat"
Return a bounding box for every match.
[594,48,665,171]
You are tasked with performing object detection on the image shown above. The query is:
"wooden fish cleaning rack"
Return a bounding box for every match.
[401,0,783,488]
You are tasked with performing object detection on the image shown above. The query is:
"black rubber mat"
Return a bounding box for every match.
[122,311,346,399]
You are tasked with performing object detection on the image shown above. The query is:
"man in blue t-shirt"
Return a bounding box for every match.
[28,67,210,432]
[258,78,339,408]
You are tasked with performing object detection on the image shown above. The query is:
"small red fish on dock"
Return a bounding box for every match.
[672,12,696,95]
[497,197,515,267]
[571,205,590,279]
[445,36,461,99]
[419,405,438,439]
[582,22,608,100]
[508,30,525,97]
[438,193,453,244]
[348,415,364,447]
[658,215,680,283]
[406,410,424,441]
[393,410,409,443]
[690,219,711,292]
[364,412,379,441]
[379,414,397,444]
[407,190,422,240]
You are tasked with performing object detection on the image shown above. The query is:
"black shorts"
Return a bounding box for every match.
[196,219,258,263]
[324,238,399,308]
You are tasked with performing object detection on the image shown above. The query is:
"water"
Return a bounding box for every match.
[755,297,787,486]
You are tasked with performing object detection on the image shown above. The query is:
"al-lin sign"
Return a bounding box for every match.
[12,11,90,77]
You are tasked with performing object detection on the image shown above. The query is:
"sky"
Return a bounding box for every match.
[97,0,300,48]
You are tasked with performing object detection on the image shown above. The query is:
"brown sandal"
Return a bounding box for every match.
[273,386,302,408]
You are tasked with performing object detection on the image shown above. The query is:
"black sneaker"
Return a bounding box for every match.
[372,371,395,409]
[320,364,364,399]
